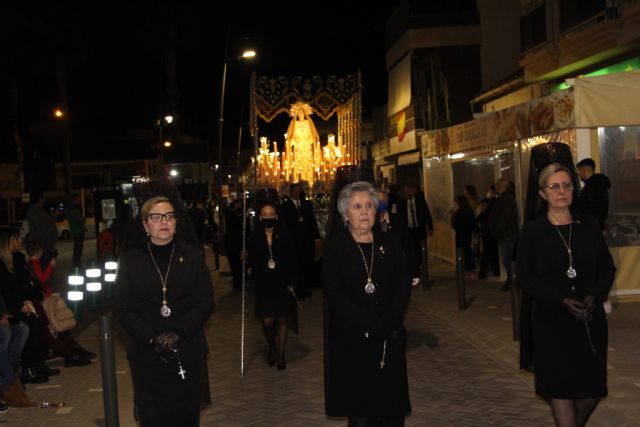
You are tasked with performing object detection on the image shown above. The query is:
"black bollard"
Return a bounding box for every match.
[510,261,521,341]
[422,241,431,291]
[455,247,466,310]
[99,315,120,427]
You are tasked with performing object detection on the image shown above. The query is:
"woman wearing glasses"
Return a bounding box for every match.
[516,163,616,427]
[116,196,214,427]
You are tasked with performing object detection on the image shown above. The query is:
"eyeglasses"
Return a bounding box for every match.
[147,212,177,223]
[543,182,574,192]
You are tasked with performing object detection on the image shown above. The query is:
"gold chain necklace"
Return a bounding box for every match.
[547,213,577,280]
[148,241,176,317]
[354,239,376,294]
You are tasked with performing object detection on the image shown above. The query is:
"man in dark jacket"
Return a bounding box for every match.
[66,194,86,268]
[488,178,519,291]
[397,184,433,272]
[26,191,58,269]
[281,183,319,299]
[377,190,420,286]
[577,158,611,231]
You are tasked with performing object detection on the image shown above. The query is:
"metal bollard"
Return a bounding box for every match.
[455,247,466,310]
[99,315,120,427]
[510,261,521,341]
[422,241,431,291]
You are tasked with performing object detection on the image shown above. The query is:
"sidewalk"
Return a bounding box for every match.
[2,247,639,426]
[415,257,640,426]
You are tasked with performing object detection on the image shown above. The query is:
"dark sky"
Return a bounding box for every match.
[3,1,400,160]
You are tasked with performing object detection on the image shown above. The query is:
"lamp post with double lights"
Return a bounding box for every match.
[156,115,174,174]
[215,47,255,266]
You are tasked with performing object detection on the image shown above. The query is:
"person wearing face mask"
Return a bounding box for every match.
[247,201,297,370]
[376,190,419,286]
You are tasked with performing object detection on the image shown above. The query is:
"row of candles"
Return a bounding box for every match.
[254,133,354,189]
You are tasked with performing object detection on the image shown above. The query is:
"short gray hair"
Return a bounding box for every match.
[337,181,379,221]
[538,163,571,189]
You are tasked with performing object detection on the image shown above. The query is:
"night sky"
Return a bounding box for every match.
[2,1,400,164]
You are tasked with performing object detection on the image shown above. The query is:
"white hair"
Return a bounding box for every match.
[337,181,379,221]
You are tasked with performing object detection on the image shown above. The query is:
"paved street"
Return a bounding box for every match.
[2,241,639,426]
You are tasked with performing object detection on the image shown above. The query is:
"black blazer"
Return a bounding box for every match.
[281,197,320,241]
[397,196,434,239]
[115,239,214,357]
[376,213,419,278]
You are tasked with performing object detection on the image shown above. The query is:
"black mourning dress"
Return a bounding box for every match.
[249,223,297,319]
[322,228,411,417]
[116,239,214,426]
[516,216,615,399]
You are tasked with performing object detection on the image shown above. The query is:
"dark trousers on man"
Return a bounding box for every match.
[498,234,517,288]
[72,234,84,268]
[479,234,500,278]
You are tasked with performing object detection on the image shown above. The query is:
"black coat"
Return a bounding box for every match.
[397,196,433,239]
[115,239,214,426]
[281,197,320,241]
[377,213,419,278]
[489,191,519,240]
[452,210,477,247]
[516,216,615,398]
[578,173,611,230]
[0,253,41,317]
[322,228,411,417]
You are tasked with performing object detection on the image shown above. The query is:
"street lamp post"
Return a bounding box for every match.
[156,115,174,174]
[214,47,255,266]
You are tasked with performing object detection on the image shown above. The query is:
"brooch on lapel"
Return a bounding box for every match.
[379,245,385,256]
[179,256,184,263]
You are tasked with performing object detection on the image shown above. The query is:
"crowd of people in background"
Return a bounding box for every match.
[0,151,613,424]
[445,157,611,298]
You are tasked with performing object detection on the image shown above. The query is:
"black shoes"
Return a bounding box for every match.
[76,347,97,360]
[277,355,286,370]
[267,347,276,367]
[21,367,49,384]
[498,282,512,292]
[65,354,92,367]
[0,400,9,414]
[37,364,60,376]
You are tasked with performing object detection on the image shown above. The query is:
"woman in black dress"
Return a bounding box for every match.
[248,201,297,369]
[322,181,411,427]
[516,163,616,427]
[116,196,214,426]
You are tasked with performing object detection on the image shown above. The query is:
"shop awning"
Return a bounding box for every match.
[574,71,640,127]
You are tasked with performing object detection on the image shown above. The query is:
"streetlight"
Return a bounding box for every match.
[156,115,174,174]
[215,46,255,267]
[54,106,72,201]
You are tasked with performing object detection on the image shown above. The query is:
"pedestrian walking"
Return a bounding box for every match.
[116,196,214,426]
[323,181,411,426]
[516,163,616,426]
[246,201,297,370]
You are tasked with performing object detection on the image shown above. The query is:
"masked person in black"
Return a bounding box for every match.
[246,201,297,370]
[116,196,214,426]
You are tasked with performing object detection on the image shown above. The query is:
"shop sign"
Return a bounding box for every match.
[422,90,575,157]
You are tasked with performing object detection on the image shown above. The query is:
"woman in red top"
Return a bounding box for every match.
[25,240,96,367]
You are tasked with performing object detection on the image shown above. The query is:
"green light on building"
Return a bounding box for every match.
[551,57,640,92]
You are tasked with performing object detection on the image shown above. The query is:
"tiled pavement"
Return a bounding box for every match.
[2,244,639,426]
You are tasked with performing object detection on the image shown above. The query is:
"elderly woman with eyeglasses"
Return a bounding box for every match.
[322,181,411,427]
[516,163,616,427]
[116,196,214,427]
